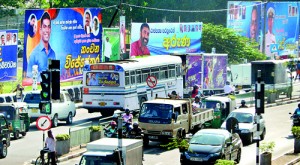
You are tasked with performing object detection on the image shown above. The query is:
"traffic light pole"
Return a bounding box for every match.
[255,70,265,165]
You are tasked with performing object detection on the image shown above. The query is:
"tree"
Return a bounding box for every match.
[202,23,266,64]
[0,0,23,18]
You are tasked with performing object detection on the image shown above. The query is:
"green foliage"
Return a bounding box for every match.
[292,126,300,139]
[202,23,266,64]
[89,125,103,132]
[259,141,275,154]
[160,137,189,150]
[55,134,70,141]
[214,159,235,165]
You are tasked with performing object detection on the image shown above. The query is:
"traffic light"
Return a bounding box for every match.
[255,82,265,114]
[40,71,51,101]
[39,102,51,114]
[51,70,60,100]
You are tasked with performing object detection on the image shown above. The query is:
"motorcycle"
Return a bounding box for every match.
[290,113,300,127]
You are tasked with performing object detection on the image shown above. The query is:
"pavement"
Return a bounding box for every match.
[30,94,300,165]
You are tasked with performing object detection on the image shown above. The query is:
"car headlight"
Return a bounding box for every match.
[210,152,221,158]
[241,129,250,133]
[161,131,173,136]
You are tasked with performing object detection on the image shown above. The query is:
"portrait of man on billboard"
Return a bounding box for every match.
[265,7,277,57]
[130,23,150,57]
[250,6,258,41]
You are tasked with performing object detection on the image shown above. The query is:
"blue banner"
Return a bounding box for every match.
[264,2,299,57]
[227,1,263,43]
[23,8,102,86]
[130,22,202,57]
[0,29,18,82]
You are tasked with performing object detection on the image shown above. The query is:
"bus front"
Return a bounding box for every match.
[82,64,125,117]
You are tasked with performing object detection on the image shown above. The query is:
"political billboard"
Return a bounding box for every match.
[22,8,102,86]
[130,22,202,57]
[264,2,299,58]
[0,30,18,82]
[102,28,120,62]
[227,1,263,43]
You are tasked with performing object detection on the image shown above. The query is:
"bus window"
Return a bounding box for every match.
[136,70,142,84]
[176,65,181,77]
[130,71,136,85]
[142,69,150,82]
[151,67,159,80]
[125,71,130,86]
[168,64,176,78]
[159,66,168,79]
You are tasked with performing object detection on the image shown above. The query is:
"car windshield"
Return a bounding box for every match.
[139,103,173,119]
[23,93,41,103]
[190,133,225,146]
[227,112,253,123]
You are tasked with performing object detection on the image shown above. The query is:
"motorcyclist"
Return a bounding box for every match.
[293,103,300,115]
[122,109,133,132]
[127,122,143,139]
[239,100,248,108]
[104,121,117,137]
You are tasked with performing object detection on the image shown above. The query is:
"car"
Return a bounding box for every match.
[0,114,11,158]
[180,129,242,165]
[221,108,266,145]
[22,90,76,127]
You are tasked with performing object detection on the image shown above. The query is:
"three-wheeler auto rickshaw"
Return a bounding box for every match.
[0,103,30,139]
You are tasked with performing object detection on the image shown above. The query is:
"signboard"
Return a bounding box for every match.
[36,116,52,131]
[146,76,157,88]
[264,2,299,57]
[0,29,18,82]
[22,8,102,86]
[102,28,120,62]
[86,72,120,87]
[130,22,202,57]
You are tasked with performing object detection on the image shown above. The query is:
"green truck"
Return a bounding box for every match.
[0,103,30,139]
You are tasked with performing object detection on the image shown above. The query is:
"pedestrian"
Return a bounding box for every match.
[45,130,57,165]
[295,61,300,80]
[13,84,24,102]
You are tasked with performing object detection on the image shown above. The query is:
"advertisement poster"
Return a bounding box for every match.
[203,55,227,90]
[264,2,299,58]
[130,22,202,57]
[23,8,102,86]
[102,28,120,62]
[86,72,119,87]
[120,16,126,55]
[186,55,202,89]
[0,29,18,82]
[227,1,262,43]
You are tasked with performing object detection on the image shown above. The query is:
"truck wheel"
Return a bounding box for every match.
[247,133,253,145]
[52,114,58,127]
[143,136,149,147]
[13,131,20,140]
[21,132,26,137]
[66,112,73,124]
[0,143,7,158]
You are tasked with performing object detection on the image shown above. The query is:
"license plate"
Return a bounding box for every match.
[148,136,158,139]
[190,157,202,161]
[99,102,106,106]
[31,108,38,113]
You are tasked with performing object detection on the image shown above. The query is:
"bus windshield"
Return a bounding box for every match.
[139,103,173,124]
[86,72,120,87]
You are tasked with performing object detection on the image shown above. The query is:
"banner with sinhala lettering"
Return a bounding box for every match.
[130,22,202,57]
[22,8,102,86]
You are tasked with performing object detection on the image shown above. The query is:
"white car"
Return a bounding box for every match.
[221,108,266,145]
[23,90,76,127]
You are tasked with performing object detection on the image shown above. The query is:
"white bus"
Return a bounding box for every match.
[81,55,183,116]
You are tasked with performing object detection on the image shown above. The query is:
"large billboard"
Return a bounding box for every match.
[23,8,102,86]
[130,22,202,57]
[227,1,263,43]
[264,2,299,58]
[0,30,18,82]
[102,28,120,62]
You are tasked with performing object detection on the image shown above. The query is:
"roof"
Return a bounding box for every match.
[204,96,231,102]
[82,151,113,156]
[251,60,286,64]
[93,55,182,71]
[232,107,256,115]
[194,129,230,137]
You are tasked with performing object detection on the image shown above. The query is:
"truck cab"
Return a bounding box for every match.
[201,96,236,128]
[139,98,214,146]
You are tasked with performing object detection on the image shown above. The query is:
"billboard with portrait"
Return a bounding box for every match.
[22,8,102,86]
[264,2,299,58]
[102,28,120,62]
[130,22,202,57]
[0,29,18,82]
[227,1,262,43]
